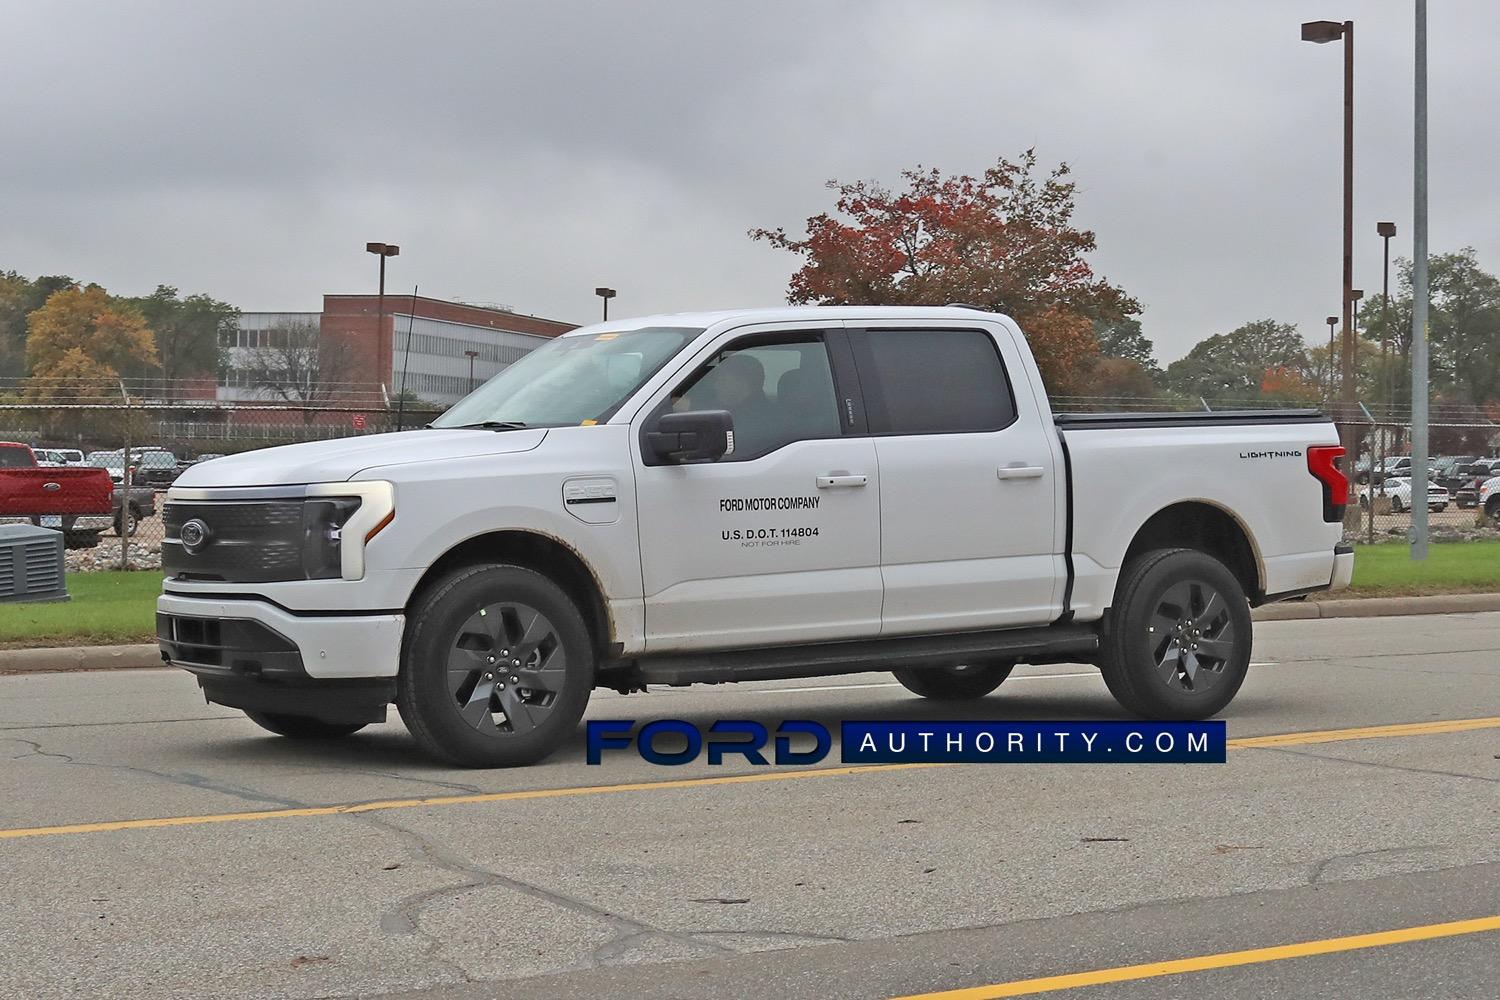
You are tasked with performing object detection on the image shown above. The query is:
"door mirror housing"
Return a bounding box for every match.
[646,410,733,464]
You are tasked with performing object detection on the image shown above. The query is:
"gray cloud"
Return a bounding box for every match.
[1,0,1495,361]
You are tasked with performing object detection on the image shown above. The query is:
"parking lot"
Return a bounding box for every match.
[2,611,1496,999]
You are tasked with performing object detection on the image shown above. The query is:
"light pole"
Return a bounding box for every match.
[366,242,400,386]
[464,349,480,393]
[594,286,617,322]
[1377,221,1396,498]
[1412,0,1430,560]
[1302,19,1357,485]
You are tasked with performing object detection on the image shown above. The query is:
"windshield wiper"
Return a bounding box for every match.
[442,420,530,431]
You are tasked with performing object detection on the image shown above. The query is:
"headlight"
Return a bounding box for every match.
[301,496,362,580]
[305,481,395,580]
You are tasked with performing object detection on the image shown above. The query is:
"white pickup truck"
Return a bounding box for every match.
[158,306,1353,766]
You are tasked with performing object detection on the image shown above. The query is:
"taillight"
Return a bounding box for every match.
[1307,445,1347,523]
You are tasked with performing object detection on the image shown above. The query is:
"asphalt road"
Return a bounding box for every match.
[2,612,1497,999]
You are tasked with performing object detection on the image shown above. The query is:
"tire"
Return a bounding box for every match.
[397,563,594,767]
[244,711,367,739]
[1390,496,1404,513]
[1487,498,1500,521]
[1099,548,1253,720]
[115,504,140,537]
[893,661,1013,700]
[63,531,101,550]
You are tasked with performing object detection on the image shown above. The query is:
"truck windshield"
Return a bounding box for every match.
[432,326,699,429]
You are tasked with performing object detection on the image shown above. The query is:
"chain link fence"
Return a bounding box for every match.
[1,401,442,572]
[5,396,1495,573]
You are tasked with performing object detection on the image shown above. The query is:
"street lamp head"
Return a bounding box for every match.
[1326,316,1339,327]
[1349,289,1364,302]
[1300,20,1346,43]
[365,242,400,257]
[463,349,479,359]
[594,287,617,300]
[1377,221,1397,238]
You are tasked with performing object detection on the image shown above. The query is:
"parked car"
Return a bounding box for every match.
[1478,475,1500,520]
[35,447,86,466]
[0,441,115,548]
[1453,459,1500,508]
[193,453,226,464]
[1433,456,1478,493]
[158,305,1353,766]
[1359,476,1449,513]
[134,449,182,487]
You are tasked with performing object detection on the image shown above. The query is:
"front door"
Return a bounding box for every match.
[632,325,882,651]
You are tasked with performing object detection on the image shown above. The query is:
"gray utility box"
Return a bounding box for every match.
[0,524,69,603]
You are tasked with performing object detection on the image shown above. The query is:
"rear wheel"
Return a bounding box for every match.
[1390,495,1405,513]
[893,661,1013,700]
[398,563,594,767]
[244,711,366,739]
[115,503,141,537]
[1099,548,1252,720]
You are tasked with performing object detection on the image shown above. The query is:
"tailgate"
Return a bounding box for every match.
[0,468,115,515]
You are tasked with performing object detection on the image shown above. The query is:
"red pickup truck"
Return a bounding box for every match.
[0,442,115,548]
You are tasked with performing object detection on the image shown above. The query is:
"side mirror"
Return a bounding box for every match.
[646,410,733,464]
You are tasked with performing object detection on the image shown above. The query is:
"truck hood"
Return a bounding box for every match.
[173,428,548,488]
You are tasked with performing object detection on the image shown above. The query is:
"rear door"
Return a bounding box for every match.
[847,321,1063,634]
[631,323,883,650]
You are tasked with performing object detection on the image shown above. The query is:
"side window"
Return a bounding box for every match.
[851,328,1017,435]
[665,333,842,461]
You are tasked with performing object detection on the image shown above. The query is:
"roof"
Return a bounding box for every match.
[558,304,1011,337]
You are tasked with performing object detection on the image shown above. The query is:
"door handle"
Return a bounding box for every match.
[996,465,1045,480]
[816,474,868,488]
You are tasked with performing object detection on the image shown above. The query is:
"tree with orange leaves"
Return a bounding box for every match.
[24,284,158,400]
[750,150,1140,391]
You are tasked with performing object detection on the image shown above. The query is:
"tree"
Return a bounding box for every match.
[1092,315,1160,375]
[236,319,356,417]
[750,149,1140,390]
[1164,319,1309,401]
[24,284,158,399]
[126,285,236,393]
[1079,356,1159,401]
[0,270,76,378]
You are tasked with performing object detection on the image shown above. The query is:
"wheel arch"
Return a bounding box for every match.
[404,529,615,662]
[1121,500,1264,605]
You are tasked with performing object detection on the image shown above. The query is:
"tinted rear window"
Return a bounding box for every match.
[851,329,1016,435]
[0,447,34,468]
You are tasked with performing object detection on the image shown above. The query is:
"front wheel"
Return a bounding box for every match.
[1098,548,1253,720]
[244,711,367,739]
[1390,496,1405,513]
[398,563,594,767]
[893,661,1013,700]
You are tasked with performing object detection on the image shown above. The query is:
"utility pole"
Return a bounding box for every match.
[1411,0,1430,560]
[119,380,132,571]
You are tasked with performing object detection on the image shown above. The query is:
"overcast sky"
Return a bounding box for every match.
[2,0,1495,362]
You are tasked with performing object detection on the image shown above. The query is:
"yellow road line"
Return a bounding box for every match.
[3,716,1496,841]
[1228,715,1500,748]
[889,914,1500,999]
[0,762,943,840]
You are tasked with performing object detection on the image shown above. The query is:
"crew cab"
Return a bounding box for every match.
[157,307,1353,766]
[0,441,115,547]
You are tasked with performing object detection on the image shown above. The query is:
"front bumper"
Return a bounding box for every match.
[157,592,404,680]
[1329,544,1355,592]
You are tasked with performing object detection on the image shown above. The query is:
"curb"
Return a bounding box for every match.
[1252,592,1500,621]
[0,643,162,675]
[2,593,1499,674]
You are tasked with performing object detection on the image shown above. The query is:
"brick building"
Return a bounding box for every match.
[220,294,576,407]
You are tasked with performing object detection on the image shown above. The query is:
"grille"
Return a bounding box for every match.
[162,500,307,583]
[24,542,61,594]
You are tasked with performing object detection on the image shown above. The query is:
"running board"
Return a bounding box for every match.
[632,624,1099,686]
